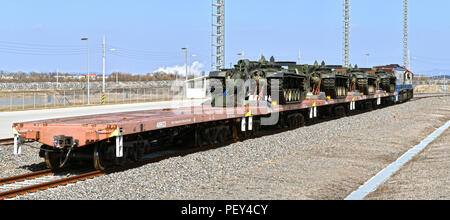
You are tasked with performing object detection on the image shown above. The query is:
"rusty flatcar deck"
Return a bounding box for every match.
[13,92,394,148]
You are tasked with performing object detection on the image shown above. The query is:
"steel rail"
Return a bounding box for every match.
[0,138,35,146]
[0,169,54,186]
[0,138,14,146]
[0,170,102,200]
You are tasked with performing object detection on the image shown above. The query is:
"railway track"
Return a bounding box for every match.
[0,145,226,199]
[411,93,449,101]
[0,169,102,200]
[0,138,34,147]
[0,122,292,200]
[0,138,14,146]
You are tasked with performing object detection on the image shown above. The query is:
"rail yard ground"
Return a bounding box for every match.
[0,96,448,200]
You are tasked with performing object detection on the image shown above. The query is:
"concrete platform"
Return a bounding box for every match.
[366,129,450,200]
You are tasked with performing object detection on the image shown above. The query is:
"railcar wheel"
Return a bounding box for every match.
[45,151,62,170]
[298,114,305,127]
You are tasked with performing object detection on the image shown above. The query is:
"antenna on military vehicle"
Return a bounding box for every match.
[212,0,225,71]
[343,0,350,68]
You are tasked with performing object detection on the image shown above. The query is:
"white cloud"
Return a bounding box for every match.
[154,61,205,76]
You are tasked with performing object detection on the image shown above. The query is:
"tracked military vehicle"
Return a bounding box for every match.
[349,65,377,95]
[374,66,397,93]
[304,61,349,99]
[208,56,307,107]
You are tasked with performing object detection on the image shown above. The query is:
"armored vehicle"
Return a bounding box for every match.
[305,61,349,99]
[374,66,397,93]
[349,65,377,95]
[208,56,307,107]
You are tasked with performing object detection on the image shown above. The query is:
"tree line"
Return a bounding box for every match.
[0,70,187,83]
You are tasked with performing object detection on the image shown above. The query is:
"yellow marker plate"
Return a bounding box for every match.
[12,127,20,135]
[109,128,121,138]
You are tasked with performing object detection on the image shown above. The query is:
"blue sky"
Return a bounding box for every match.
[0,0,448,75]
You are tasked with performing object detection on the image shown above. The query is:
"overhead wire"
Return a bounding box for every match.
[0,40,94,56]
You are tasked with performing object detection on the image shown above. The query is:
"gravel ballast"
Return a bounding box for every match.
[0,96,448,200]
[0,142,44,179]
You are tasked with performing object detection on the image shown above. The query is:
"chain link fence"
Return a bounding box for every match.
[0,81,185,111]
[413,79,448,94]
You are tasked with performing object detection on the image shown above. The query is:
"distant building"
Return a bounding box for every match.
[83,74,97,80]
[0,74,14,80]
[186,76,208,99]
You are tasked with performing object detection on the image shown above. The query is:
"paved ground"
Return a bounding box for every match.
[366,129,450,200]
[0,99,203,139]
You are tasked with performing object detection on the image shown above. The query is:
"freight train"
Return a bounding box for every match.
[12,57,414,170]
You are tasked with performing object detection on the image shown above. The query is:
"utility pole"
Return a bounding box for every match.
[212,0,225,71]
[343,0,350,67]
[102,36,106,104]
[445,73,447,93]
[181,47,189,98]
[182,47,189,81]
[81,38,90,105]
[404,0,409,69]
[56,68,59,89]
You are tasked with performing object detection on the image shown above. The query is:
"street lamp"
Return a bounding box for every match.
[181,47,189,81]
[237,51,245,60]
[81,38,90,105]
[101,36,106,104]
[365,53,370,67]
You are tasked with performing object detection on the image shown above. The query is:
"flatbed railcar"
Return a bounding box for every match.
[11,57,413,170]
[12,91,397,170]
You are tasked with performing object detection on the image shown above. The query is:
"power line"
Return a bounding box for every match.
[0,49,85,56]
[0,40,84,48]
